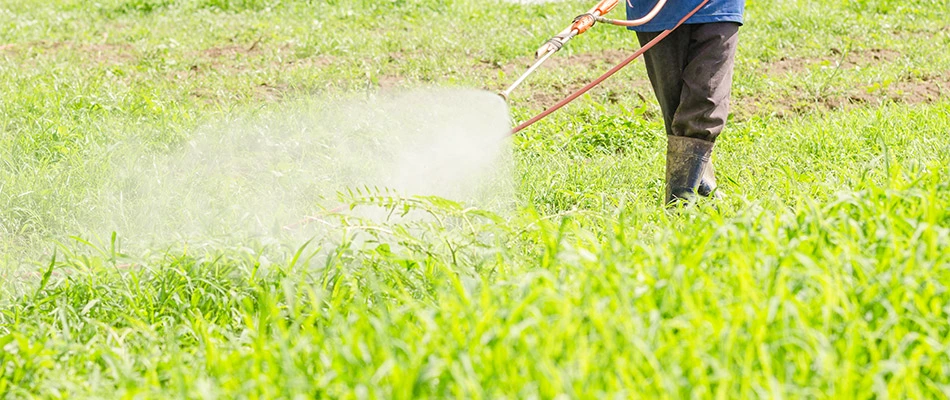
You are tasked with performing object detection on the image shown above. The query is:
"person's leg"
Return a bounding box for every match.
[636,27,692,137]
[673,23,740,143]
[638,23,739,203]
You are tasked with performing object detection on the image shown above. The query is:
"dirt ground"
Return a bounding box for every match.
[4,39,945,119]
[735,48,946,119]
[485,46,947,119]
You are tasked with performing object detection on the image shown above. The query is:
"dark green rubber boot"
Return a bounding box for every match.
[698,155,722,199]
[665,135,719,205]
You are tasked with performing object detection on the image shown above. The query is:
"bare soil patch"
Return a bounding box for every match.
[766,48,900,76]
[202,43,263,59]
[734,76,948,120]
[514,77,654,110]
[488,46,946,118]
[475,49,654,109]
[182,42,336,102]
[0,40,137,64]
[7,38,943,115]
[733,48,948,119]
[191,41,328,72]
[480,49,640,77]
[1,39,333,103]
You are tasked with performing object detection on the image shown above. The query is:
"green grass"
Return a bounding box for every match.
[3,0,950,397]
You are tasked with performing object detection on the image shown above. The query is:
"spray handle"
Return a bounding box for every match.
[570,13,597,34]
[592,0,620,16]
[534,0,621,58]
[572,0,620,34]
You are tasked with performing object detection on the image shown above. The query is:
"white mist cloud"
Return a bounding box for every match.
[87,89,514,246]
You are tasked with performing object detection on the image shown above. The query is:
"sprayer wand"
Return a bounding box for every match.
[499,0,621,101]
[502,0,709,135]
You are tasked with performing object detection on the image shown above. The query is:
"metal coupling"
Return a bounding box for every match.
[571,13,597,34]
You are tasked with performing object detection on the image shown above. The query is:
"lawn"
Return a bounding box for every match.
[2,0,950,398]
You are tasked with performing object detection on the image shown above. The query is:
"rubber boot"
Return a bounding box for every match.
[698,156,721,199]
[665,135,716,205]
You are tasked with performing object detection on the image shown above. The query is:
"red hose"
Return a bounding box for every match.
[510,0,710,135]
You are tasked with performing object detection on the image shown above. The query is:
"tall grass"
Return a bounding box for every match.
[4,162,950,397]
[2,0,950,397]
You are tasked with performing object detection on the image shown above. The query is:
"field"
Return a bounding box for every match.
[2,0,950,398]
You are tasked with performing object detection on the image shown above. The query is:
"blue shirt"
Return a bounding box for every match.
[625,0,745,32]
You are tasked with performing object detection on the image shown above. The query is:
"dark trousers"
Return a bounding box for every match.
[636,23,739,143]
